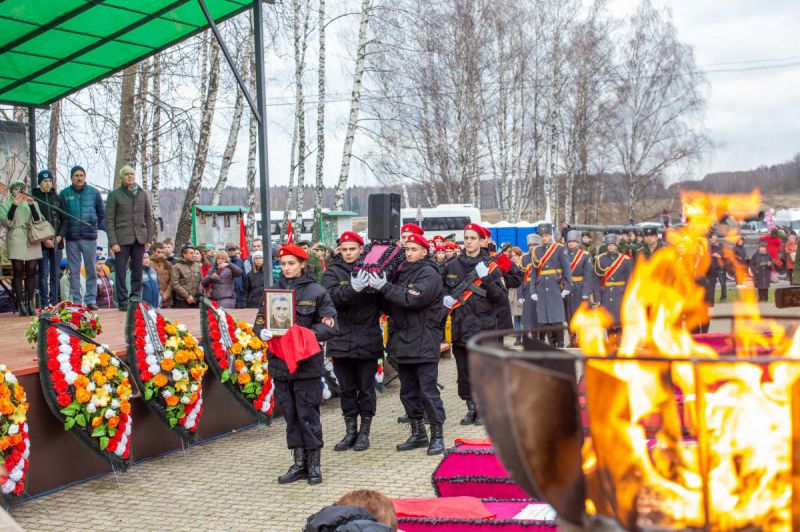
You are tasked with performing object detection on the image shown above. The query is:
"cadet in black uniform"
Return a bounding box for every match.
[444,223,515,425]
[371,233,447,455]
[321,231,383,452]
[254,244,338,485]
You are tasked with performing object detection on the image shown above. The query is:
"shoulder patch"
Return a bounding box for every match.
[297,300,316,307]
[339,280,350,286]
[446,274,458,279]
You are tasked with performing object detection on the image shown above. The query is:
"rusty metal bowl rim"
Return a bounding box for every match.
[468,316,800,365]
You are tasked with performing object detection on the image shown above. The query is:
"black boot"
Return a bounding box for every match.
[306,448,322,485]
[397,414,410,423]
[396,418,429,451]
[353,416,372,451]
[460,400,476,425]
[277,448,307,484]
[334,416,358,451]
[427,423,444,455]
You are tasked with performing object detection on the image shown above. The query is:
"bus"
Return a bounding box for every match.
[253,211,314,243]
[401,204,482,242]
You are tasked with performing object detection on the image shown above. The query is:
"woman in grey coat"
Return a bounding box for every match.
[0,181,44,315]
[202,252,243,308]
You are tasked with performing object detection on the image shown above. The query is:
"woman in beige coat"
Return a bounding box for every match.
[0,181,43,316]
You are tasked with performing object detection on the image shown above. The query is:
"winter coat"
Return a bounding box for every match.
[520,252,538,329]
[150,256,173,307]
[304,504,392,532]
[444,251,507,347]
[0,199,43,261]
[202,262,242,308]
[564,247,592,320]
[734,244,749,268]
[494,253,523,329]
[321,258,383,359]
[749,251,774,290]
[141,266,161,308]
[243,268,266,308]
[253,274,338,381]
[96,275,115,309]
[59,185,104,241]
[105,185,154,247]
[171,259,203,303]
[592,252,632,327]
[531,243,573,325]
[509,287,523,317]
[380,258,444,364]
[31,187,63,245]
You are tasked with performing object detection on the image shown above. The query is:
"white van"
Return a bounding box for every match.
[775,208,800,232]
[401,204,482,242]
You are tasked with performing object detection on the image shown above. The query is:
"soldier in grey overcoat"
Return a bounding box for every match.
[530,224,573,347]
[592,234,633,336]
[563,230,592,345]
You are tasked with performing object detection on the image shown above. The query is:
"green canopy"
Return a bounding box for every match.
[0,0,249,107]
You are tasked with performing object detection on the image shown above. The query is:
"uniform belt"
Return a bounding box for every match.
[572,276,583,281]
[539,269,562,275]
[605,281,625,286]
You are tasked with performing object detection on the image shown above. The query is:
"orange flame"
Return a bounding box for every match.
[572,190,800,530]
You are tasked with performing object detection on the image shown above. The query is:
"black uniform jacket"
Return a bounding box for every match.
[321,258,383,359]
[444,250,508,346]
[254,274,338,381]
[379,258,444,364]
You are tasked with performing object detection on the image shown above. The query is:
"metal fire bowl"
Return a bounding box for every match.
[467,327,585,525]
[467,317,800,529]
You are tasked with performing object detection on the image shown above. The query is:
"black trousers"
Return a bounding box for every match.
[332,357,378,417]
[758,288,769,302]
[173,298,198,309]
[11,259,38,307]
[397,362,445,424]
[274,378,323,450]
[114,243,145,307]
[452,345,472,401]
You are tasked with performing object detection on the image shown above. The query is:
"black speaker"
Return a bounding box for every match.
[368,193,401,241]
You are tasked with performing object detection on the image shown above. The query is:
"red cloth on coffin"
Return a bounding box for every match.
[267,325,321,374]
[393,497,495,519]
[454,437,493,446]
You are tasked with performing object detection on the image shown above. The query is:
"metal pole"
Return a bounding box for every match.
[27,107,36,185]
[253,0,273,287]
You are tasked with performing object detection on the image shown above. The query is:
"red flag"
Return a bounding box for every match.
[239,218,249,259]
[267,325,321,373]
[287,220,294,245]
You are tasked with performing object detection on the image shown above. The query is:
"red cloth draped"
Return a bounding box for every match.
[267,325,320,373]
[393,497,495,519]
[454,437,493,446]
[239,218,249,259]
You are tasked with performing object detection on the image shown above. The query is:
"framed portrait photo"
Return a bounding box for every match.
[264,288,295,336]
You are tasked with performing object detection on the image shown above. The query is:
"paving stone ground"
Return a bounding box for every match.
[9,300,797,531]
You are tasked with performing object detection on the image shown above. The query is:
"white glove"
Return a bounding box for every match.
[474,262,490,278]
[351,270,369,292]
[517,299,525,305]
[531,293,538,302]
[259,329,273,342]
[443,295,457,308]
[560,289,570,298]
[369,272,387,290]
[582,296,589,300]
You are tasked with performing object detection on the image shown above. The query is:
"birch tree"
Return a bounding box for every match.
[312,0,326,241]
[210,82,245,206]
[113,65,138,187]
[150,53,162,237]
[334,0,372,212]
[47,101,60,175]
[291,0,312,243]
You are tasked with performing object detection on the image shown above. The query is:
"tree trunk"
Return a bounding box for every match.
[175,38,221,245]
[245,27,258,248]
[312,0,326,242]
[113,65,138,187]
[210,85,245,206]
[47,101,60,176]
[136,59,151,190]
[150,53,162,238]
[293,0,311,244]
[334,0,371,211]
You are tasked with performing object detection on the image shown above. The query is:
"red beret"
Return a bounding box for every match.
[278,244,309,260]
[464,223,488,238]
[339,231,364,246]
[405,233,429,249]
[432,235,445,243]
[434,245,445,252]
[447,242,459,250]
[401,223,424,236]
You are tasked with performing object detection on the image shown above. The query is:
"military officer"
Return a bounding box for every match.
[321,231,382,452]
[444,223,515,425]
[254,244,338,485]
[580,232,594,254]
[563,230,592,344]
[592,234,632,337]
[520,233,541,331]
[530,224,573,347]
[637,226,663,259]
[372,233,446,455]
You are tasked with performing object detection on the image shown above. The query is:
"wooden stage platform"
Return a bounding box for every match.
[2,307,259,497]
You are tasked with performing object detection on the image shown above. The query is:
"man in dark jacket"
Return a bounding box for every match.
[304,505,393,532]
[444,223,516,425]
[253,244,338,485]
[322,231,383,452]
[59,165,105,309]
[105,165,154,311]
[32,169,64,306]
[372,233,446,455]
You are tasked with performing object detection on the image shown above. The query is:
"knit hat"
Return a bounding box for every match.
[69,165,86,177]
[37,169,53,184]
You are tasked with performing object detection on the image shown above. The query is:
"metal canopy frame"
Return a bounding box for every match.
[1,0,274,285]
